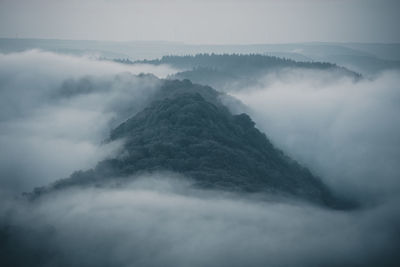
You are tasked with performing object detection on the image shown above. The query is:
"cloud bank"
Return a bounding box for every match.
[232,69,400,204]
[0,51,399,266]
[1,175,399,267]
[0,50,178,192]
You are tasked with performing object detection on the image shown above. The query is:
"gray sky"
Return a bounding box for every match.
[0,0,399,44]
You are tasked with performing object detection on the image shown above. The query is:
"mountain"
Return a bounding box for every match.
[29,79,350,208]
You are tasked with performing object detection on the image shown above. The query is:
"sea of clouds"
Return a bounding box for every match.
[0,50,399,266]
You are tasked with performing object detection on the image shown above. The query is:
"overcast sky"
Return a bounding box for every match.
[0,0,399,44]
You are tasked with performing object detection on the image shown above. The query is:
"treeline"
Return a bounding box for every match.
[138,53,339,72]
[111,54,361,91]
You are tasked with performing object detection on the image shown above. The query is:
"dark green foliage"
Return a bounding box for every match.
[134,54,361,90]
[32,79,350,208]
[138,53,340,70]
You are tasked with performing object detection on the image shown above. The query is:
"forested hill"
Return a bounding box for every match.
[29,79,352,209]
[129,54,362,91]
[136,54,355,73]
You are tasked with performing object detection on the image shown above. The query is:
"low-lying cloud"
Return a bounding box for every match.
[0,51,399,266]
[232,70,400,204]
[0,50,178,192]
[1,175,399,267]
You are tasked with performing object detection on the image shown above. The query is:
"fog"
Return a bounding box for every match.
[232,70,400,204]
[1,51,399,266]
[0,50,178,191]
[1,175,399,267]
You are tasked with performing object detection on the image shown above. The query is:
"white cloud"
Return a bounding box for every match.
[0,50,178,191]
[1,175,398,267]
[232,70,400,202]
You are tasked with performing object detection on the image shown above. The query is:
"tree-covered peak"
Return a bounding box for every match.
[29,79,353,209]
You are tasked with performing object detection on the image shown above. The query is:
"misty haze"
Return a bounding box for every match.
[1,1,400,267]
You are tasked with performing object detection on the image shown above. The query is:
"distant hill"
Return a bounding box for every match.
[2,38,398,76]
[30,79,352,208]
[132,54,361,91]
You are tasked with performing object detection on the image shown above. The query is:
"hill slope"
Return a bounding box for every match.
[31,79,349,208]
[133,54,362,90]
